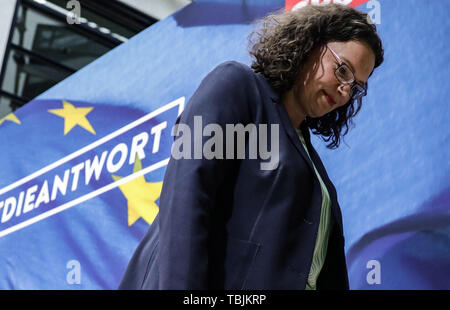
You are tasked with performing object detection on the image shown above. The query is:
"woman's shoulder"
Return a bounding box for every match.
[206,61,257,85]
[198,60,279,108]
[213,60,253,72]
[209,61,280,103]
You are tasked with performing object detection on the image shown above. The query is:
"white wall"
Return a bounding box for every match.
[0,0,17,74]
[118,0,191,20]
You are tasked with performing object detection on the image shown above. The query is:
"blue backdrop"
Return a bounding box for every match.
[0,0,448,289]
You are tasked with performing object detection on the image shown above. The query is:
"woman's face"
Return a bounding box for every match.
[292,40,376,120]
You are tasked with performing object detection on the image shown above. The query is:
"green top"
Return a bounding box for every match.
[296,128,333,290]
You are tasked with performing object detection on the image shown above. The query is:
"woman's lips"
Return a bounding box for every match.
[323,91,337,106]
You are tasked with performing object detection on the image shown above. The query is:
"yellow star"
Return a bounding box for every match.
[112,157,163,226]
[48,100,96,135]
[0,113,21,126]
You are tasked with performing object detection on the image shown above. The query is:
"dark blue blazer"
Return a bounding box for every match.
[119,61,349,290]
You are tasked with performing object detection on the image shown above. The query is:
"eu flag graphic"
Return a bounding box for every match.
[0,0,448,289]
[0,96,184,289]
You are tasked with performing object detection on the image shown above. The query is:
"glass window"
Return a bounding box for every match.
[12,5,111,71]
[0,0,154,119]
[0,47,73,102]
[0,95,25,118]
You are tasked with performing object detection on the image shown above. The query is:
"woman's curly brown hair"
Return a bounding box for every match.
[249,4,384,149]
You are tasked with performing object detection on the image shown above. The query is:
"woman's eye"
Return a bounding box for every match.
[338,66,347,75]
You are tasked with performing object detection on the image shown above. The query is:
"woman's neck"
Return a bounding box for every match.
[282,88,306,128]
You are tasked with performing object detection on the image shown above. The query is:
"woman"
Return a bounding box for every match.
[120,3,384,290]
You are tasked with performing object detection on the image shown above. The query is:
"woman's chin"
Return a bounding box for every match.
[310,110,328,118]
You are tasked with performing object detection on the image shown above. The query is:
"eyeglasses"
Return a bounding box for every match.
[326,44,368,101]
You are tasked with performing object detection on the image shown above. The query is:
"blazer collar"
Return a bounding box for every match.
[261,76,345,237]
[255,72,280,104]
[254,72,315,172]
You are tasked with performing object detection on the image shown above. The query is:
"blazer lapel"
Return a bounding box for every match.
[257,73,344,234]
[272,96,345,236]
[256,71,314,171]
[274,98,316,174]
